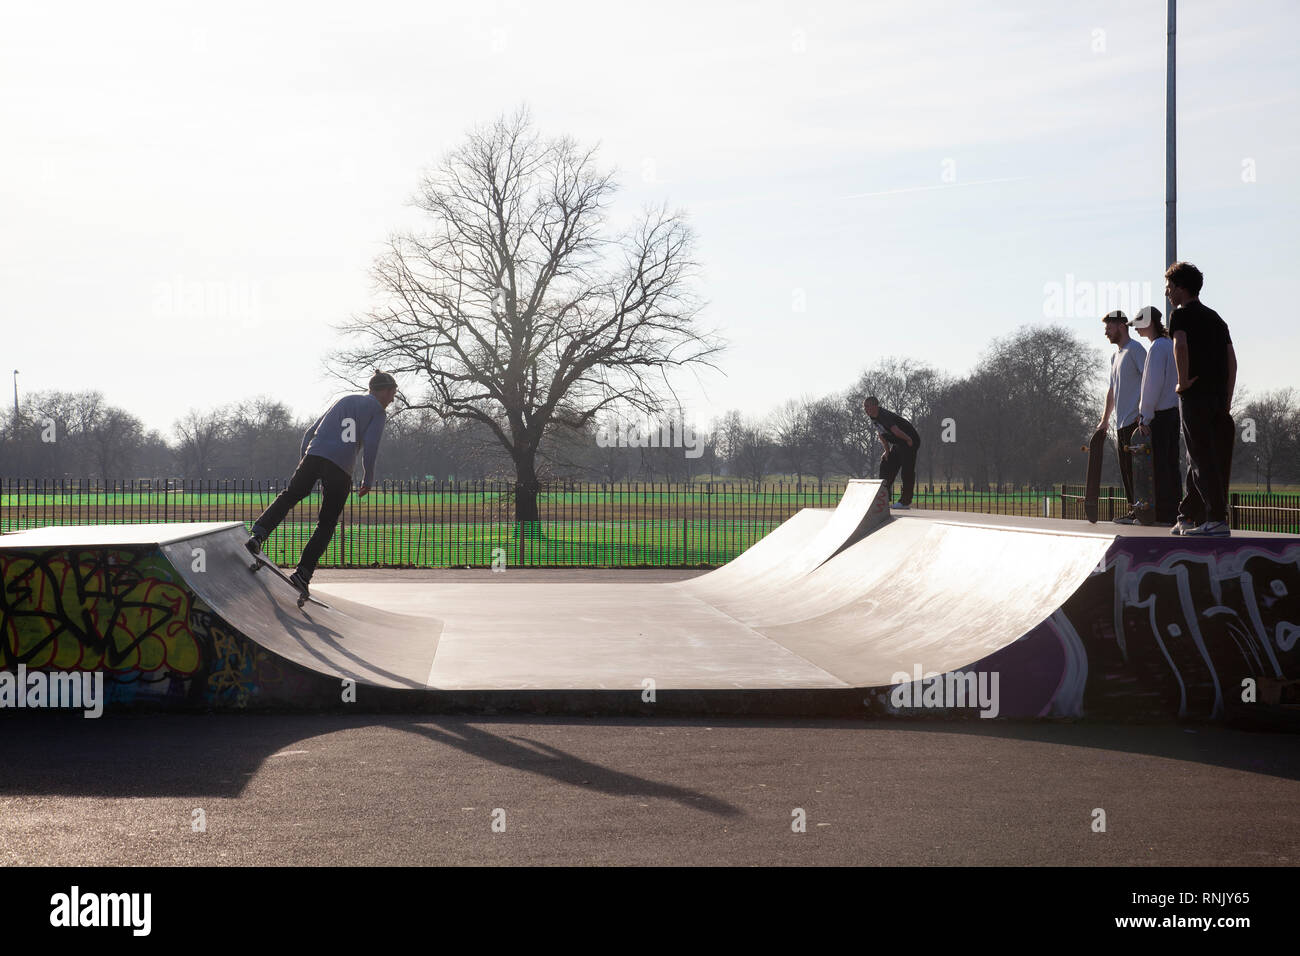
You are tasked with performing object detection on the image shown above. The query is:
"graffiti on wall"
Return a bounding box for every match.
[0,549,199,677]
[1058,540,1300,719]
[1,547,296,706]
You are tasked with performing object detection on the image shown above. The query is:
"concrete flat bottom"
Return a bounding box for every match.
[314,581,849,690]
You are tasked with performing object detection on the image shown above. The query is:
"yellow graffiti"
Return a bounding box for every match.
[1,550,201,675]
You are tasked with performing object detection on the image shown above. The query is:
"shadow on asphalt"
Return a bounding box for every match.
[0,713,1295,802]
[392,720,742,817]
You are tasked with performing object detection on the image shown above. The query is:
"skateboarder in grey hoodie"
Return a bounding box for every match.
[245,371,398,595]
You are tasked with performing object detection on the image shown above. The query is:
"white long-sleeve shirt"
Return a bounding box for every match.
[1138,335,1179,423]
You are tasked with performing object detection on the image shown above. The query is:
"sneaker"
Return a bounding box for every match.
[1184,520,1230,537]
[890,503,911,510]
[244,534,263,557]
[289,571,310,594]
[1113,512,1138,525]
[1170,518,1197,536]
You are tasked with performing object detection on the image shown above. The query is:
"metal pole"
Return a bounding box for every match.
[11,369,17,423]
[1165,0,1177,313]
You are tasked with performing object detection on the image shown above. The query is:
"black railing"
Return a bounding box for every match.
[1059,484,1136,523]
[1230,492,1300,534]
[3,479,1295,567]
[0,478,848,568]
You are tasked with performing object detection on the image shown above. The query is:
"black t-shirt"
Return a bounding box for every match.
[871,407,920,447]
[1168,300,1232,397]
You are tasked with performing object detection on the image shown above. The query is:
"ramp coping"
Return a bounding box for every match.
[0,521,246,549]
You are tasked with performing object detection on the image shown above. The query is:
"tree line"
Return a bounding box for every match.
[3,325,1296,491]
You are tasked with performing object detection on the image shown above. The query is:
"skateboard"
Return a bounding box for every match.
[1124,430,1156,525]
[1081,426,1107,523]
[249,552,331,609]
[1223,411,1236,522]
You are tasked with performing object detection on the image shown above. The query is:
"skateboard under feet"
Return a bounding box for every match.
[249,552,331,609]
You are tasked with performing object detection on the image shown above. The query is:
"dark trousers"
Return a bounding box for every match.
[1116,421,1138,507]
[1178,391,1233,525]
[252,454,351,581]
[1150,406,1182,524]
[880,441,919,505]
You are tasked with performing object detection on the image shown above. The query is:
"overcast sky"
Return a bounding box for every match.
[2,0,1296,436]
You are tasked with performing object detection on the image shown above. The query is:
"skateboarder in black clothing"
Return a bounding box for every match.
[863,396,921,509]
[245,371,399,592]
[1165,262,1236,537]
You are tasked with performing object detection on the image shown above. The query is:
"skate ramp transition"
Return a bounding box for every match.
[0,522,441,703]
[2,479,1297,721]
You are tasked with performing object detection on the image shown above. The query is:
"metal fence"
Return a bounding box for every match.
[1231,491,1300,534]
[0,478,852,568]
[2,479,1296,567]
[1059,483,1300,533]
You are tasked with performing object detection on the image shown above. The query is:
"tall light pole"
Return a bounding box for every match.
[1165,0,1177,314]
[11,369,17,424]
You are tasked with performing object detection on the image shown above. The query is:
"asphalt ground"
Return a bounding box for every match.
[2,714,1295,866]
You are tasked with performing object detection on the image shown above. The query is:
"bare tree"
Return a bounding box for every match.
[972,324,1102,487]
[1241,388,1298,493]
[87,407,144,479]
[334,108,722,522]
[174,407,229,478]
[21,390,107,476]
[733,417,773,485]
[770,397,814,488]
[805,396,845,481]
[227,398,303,478]
[835,390,876,479]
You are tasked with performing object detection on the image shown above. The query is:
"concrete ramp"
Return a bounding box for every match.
[4,494,1298,721]
[682,478,889,610]
[155,525,443,689]
[0,522,442,692]
[751,519,1112,686]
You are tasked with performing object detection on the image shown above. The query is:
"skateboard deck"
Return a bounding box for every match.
[249,553,331,609]
[1124,431,1156,525]
[1223,411,1236,522]
[1082,427,1107,523]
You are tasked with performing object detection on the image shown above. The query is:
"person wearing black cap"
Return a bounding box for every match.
[1166,261,1236,537]
[1131,306,1181,525]
[1096,310,1147,523]
[245,371,399,594]
[863,396,920,509]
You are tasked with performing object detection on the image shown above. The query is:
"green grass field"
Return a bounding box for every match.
[230,520,775,568]
[3,481,1296,565]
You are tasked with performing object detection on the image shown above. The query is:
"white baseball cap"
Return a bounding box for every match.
[1130,306,1162,330]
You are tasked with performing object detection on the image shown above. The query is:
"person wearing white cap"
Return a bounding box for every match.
[1096,310,1147,524]
[1130,306,1181,525]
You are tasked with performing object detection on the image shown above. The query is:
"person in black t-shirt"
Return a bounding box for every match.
[1165,261,1237,537]
[863,396,921,509]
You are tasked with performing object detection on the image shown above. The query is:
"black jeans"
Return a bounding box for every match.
[880,440,919,505]
[252,454,351,581]
[1116,421,1138,507]
[1178,391,1233,525]
[1149,406,1182,524]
